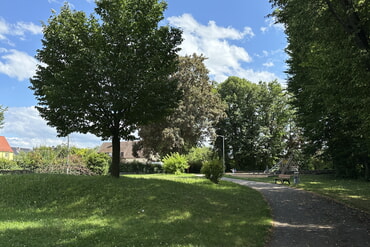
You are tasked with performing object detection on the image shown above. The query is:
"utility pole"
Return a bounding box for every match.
[66,135,70,174]
[217,135,225,173]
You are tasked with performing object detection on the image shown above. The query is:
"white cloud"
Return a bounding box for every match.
[260,17,285,34]
[0,18,10,35]
[263,61,274,67]
[168,14,281,83]
[0,49,38,81]
[15,22,43,36]
[0,107,102,149]
[48,0,63,4]
[168,14,255,82]
[0,17,42,39]
[234,69,280,84]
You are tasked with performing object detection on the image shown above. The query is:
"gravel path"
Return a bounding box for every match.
[223,177,370,247]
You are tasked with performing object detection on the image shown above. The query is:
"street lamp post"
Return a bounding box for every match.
[217,135,225,173]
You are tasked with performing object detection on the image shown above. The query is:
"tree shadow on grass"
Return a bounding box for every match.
[0,174,271,247]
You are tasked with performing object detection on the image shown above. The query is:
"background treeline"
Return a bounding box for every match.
[137,52,369,179]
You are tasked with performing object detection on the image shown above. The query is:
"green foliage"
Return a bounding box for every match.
[15,146,62,170]
[269,0,370,179]
[201,159,224,184]
[37,164,96,176]
[0,174,271,246]
[15,146,104,175]
[216,77,294,171]
[86,152,110,175]
[29,0,183,177]
[120,161,163,174]
[0,158,19,170]
[139,54,225,156]
[186,147,213,173]
[162,152,189,175]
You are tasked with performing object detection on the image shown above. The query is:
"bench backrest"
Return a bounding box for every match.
[278,174,291,178]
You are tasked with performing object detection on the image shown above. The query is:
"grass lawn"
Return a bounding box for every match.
[0,174,271,247]
[226,174,370,214]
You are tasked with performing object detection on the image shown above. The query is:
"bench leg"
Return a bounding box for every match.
[282,179,290,185]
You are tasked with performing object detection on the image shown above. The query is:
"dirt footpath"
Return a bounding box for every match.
[223,177,370,247]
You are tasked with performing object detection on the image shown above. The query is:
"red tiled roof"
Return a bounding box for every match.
[0,136,13,153]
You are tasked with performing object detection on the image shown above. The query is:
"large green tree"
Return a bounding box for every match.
[138,54,225,156]
[215,77,292,171]
[216,77,261,170]
[270,0,370,178]
[30,0,182,177]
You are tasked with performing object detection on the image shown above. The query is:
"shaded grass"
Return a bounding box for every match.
[226,174,370,214]
[0,174,271,247]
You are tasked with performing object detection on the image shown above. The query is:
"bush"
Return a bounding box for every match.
[86,153,110,175]
[0,158,19,170]
[36,164,96,176]
[201,159,224,184]
[120,161,163,174]
[162,152,189,175]
[186,147,213,173]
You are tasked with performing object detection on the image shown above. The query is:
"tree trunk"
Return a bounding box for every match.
[111,133,121,178]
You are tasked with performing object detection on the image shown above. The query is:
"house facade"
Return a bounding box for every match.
[98,141,147,163]
[0,136,14,160]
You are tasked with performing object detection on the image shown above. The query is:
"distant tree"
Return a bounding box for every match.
[215,77,292,171]
[0,105,7,129]
[30,0,182,177]
[255,81,293,167]
[216,77,261,170]
[138,54,225,156]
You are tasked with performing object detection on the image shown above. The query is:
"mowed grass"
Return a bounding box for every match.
[226,174,370,214]
[0,174,271,247]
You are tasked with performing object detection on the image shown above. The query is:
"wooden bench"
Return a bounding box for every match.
[274,174,291,184]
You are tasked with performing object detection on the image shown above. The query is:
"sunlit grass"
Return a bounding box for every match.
[0,174,271,247]
[226,174,370,214]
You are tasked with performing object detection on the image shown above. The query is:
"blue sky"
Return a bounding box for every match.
[0,0,287,148]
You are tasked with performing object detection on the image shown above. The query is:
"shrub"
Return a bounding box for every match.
[0,158,19,170]
[36,164,96,176]
[201,159,224,184]
[186,147,213,173]
[86,153,110,175]
[120,161,163,174]
[162,152,189,175]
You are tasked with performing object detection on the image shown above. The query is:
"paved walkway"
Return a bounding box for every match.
[223,177,370,247]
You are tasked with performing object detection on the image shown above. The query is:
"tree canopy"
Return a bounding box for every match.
[269,0,370,179]
[215,76,292,171]
[30,0,182,177]
[138,54,225,156]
